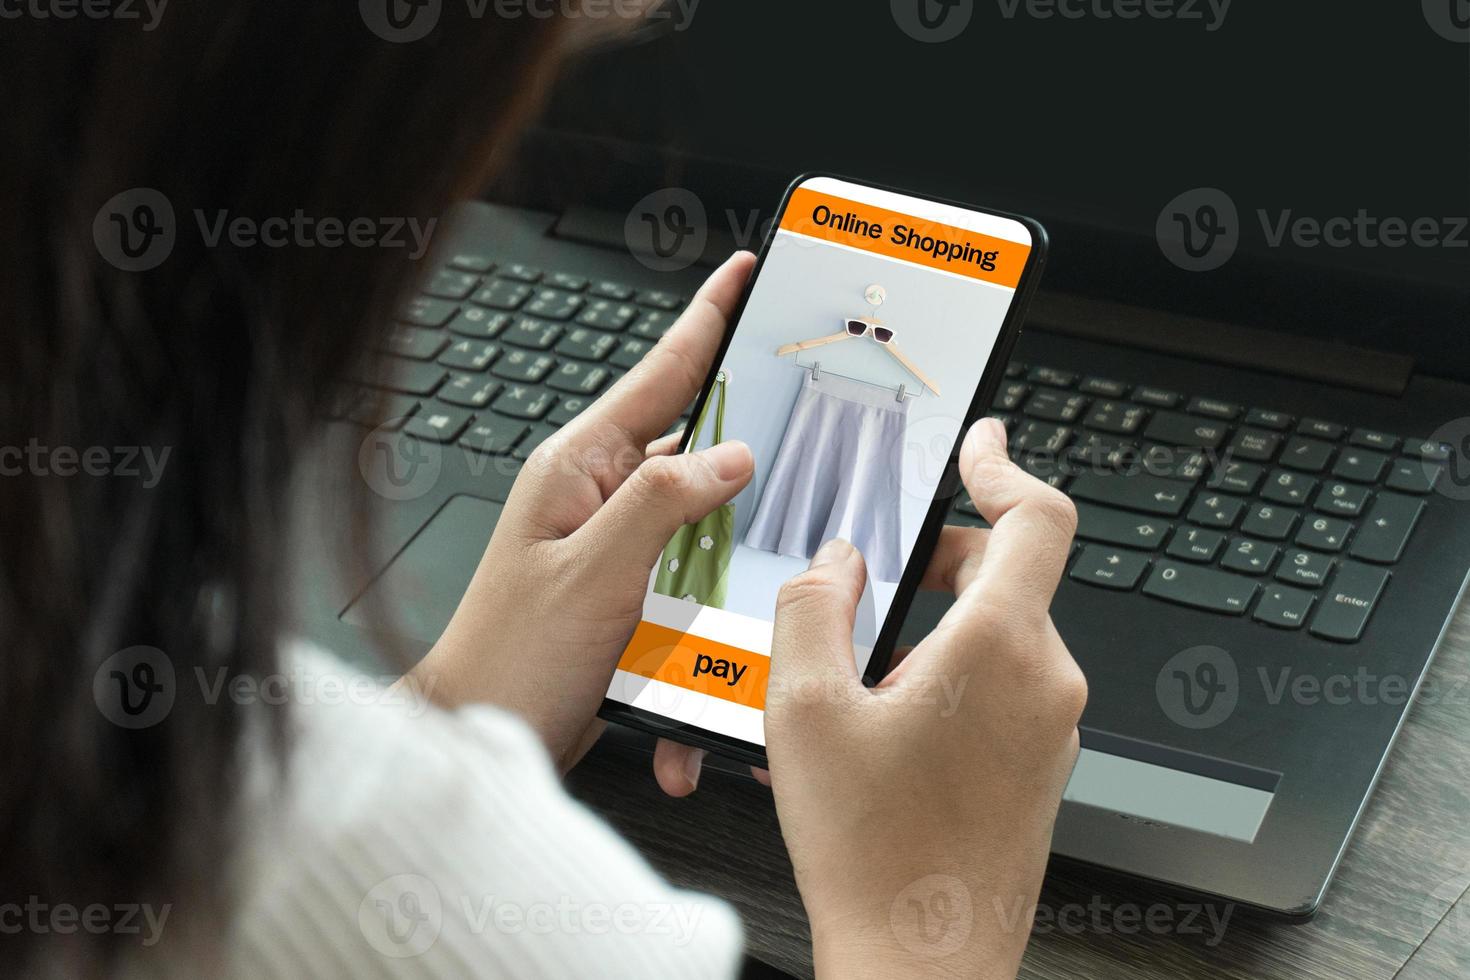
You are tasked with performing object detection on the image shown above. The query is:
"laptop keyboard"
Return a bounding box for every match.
[334,251,686,464]
[973,364,1449,643]
[339,252,1450,647]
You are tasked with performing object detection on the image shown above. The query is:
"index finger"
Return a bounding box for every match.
[564,250,755,449]
[952,418,1077,618]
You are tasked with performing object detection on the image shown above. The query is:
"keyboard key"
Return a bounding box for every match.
[1241,503,1299,541]
[448,252,494,273]
[1151,447,1210,484]
[629,310,676,340]
[547,397,590,426]
[500,263,542,282]
[1187,396,1240,420]
[1083,400,1147,436]
[993,381,1029,412]
[460,420,528,455]
[548,271,588,291]
[1331,448,1387,483]
[591,280,635,300]
[513,423,561,460]
[546,361,610,396]
[1350,428,1399,451]
[1079,377,1128,398]
[1385,459,1441,494]
[1068,433,1132,469]
[491,385,556,420]
[1310,562,1390,642]
[1016,452,1071,489]
[1012,421,1073,455]
[397,296,457,328]
[1403,438,1450,462]
[490,350,556,383]
[1277,548,1333,587]
[1143,561,1257,615]
[1261,470,1316,505]
[471,280,532,310]
[1187,493,1246,529]
[1227,428,1280,462]
[1166,526,1225,562]
[437,374,502,409]
[637,289,683,310]
[438,340,500,372]
[525,288,584,320]
[502,318,564,350]
[1280,436,1334,472]
[446,307,510,339]
[362,357,446,396]
[1149,446,1210,484]
[1313,480,1372,517]
[1142,411,1227,449]
[1297,418,1344,440]
[610,338,654,370]
[1296,514,1351,552]
[1245,408,1292,430]
[1023,388,1087,423]
[423,269,479,300]
[1133,386,1182,408]
[576,302,640,333]
[380,326,449,361]
[1221,538,1278,575]
[555,326,619,362]
[1004,362,1027,378]
[1069,545,1150,590]
[1074,502,1171,550]
[1027,366,1077,388]
[1254,585,1314,630]
[403,406,473,443]
[1070,472,1189,516]
[1208,460,1264,495]
[1349,492,1424,563]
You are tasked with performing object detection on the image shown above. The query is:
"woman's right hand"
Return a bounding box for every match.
[765,417,1085,980]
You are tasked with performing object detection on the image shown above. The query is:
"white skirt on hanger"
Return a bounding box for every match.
[745,371,908,583]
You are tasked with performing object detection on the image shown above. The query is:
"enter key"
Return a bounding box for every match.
[1310,562,1390,643]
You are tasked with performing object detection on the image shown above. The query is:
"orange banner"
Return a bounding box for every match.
[779,187,1029,289]
[616,621,771,711]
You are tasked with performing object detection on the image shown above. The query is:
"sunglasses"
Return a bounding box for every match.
[845,318,894,344]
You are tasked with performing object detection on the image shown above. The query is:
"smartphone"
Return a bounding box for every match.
[599,173,1048,766]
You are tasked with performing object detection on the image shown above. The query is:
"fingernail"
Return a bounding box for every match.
[971,417,1008,451]
[684,748,706,791]
[811,538,855,567]
[700,440,752,480]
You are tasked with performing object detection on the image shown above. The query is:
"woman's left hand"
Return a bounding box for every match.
[405,252,756,776]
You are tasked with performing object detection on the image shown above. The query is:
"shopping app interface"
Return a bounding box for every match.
[608,177,1034,746]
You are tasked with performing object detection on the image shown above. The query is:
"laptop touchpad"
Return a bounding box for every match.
[341,495,500,643]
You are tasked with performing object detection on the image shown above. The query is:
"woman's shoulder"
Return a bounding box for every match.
[220,640,742,979]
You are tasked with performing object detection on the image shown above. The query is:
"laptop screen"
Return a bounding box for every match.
[528,3,1470,378]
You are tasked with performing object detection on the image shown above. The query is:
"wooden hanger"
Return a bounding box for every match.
[773,283,940,397]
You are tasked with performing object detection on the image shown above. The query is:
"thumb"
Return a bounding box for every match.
[768,539,868,706]
[572,439,753,575]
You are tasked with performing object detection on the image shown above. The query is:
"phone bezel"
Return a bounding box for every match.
[597,171,1050,768]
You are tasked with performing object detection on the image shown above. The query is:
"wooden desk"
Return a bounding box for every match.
[568,597,1470,979]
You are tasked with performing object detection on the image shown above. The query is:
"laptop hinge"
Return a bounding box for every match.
[1028,292,1414,396]
[551,206,738,269]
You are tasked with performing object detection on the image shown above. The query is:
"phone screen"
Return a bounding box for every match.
[603,175,1043,756]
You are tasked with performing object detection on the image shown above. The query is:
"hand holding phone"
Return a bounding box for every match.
[765,418,1086,977]
[602,174,1050,767]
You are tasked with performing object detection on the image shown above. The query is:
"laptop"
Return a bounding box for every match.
[289,5,1470,920]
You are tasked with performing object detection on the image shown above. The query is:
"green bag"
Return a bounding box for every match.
[653,372,734,608]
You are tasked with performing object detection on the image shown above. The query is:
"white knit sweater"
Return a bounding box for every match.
[214,641,743,979]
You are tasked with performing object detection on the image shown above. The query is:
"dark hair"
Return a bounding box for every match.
[0,5,602,972]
